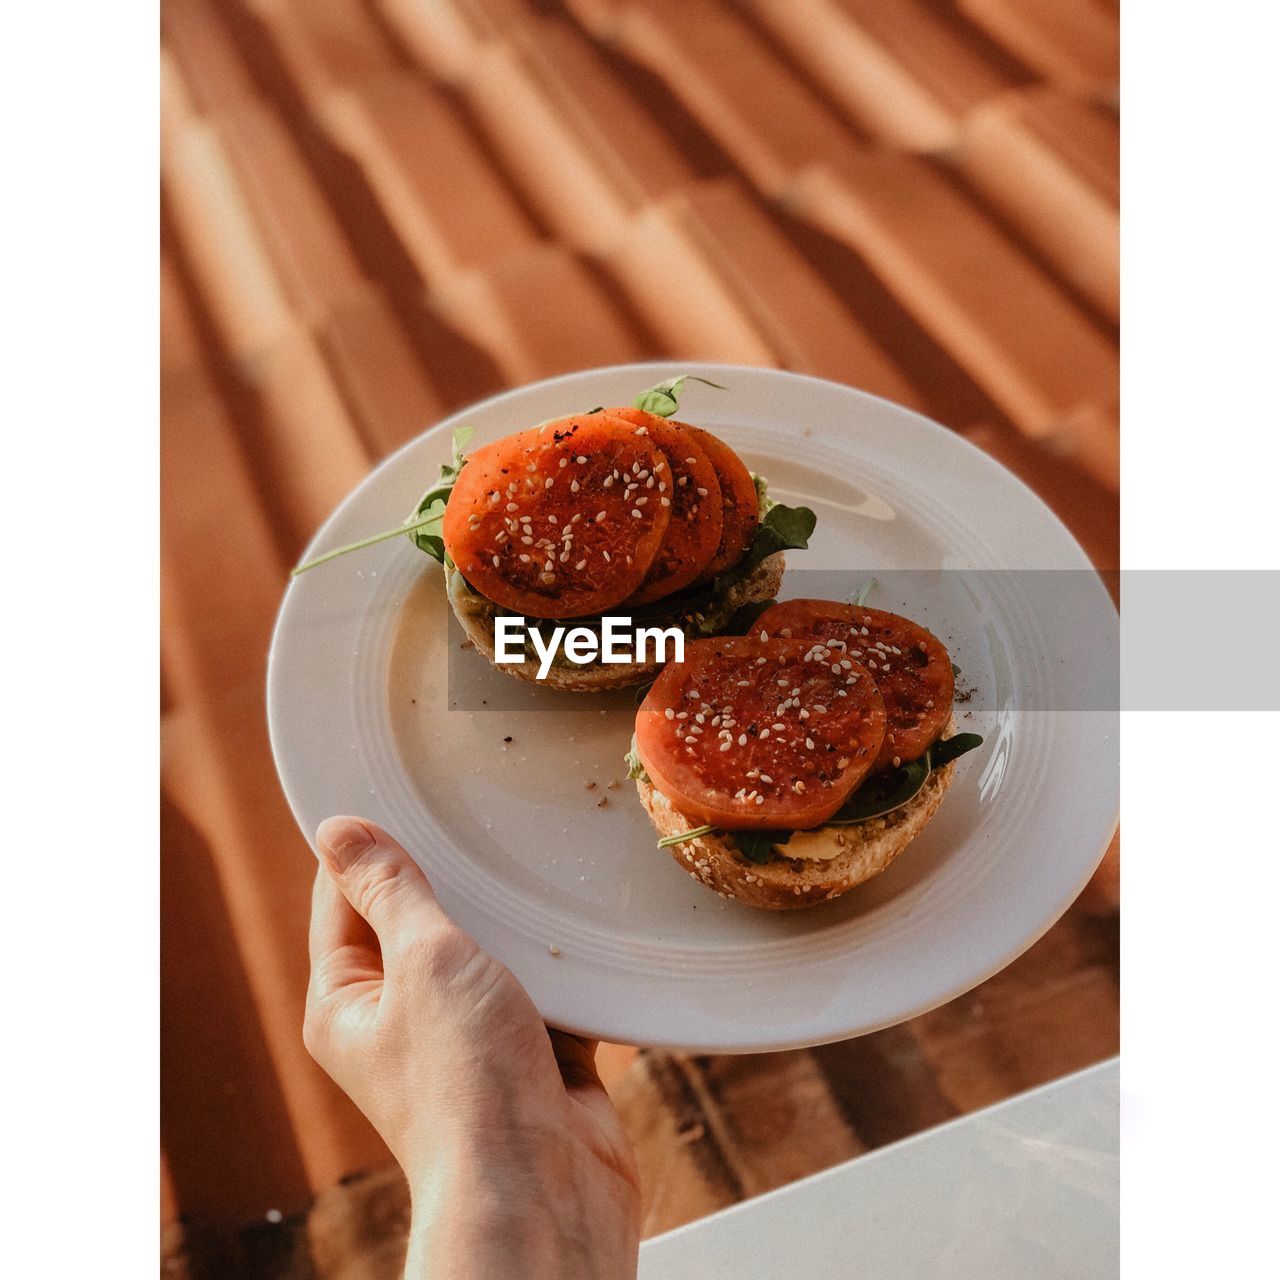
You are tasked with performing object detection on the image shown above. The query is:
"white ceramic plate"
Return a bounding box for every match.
[268,364,1117,1052]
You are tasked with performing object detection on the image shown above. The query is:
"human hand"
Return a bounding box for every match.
[304,816,641,1279]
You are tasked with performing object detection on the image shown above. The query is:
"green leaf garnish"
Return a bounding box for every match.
[733,830,790,863]
[632,374,726,417]
[826,734,984,825]
[292,426,474,576]
[717,503,817,591]
[724,598,778,635]
[657,824,714,849]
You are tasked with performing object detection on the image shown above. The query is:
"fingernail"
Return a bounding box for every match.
[316,817,375,873]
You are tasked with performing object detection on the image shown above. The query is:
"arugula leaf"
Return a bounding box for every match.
[717,503,817,590]
[826,734,984,824]
[930,733,984,767]
[657,824,714,849]
[632,374,726,417]
[406,426,473,566]
[291,426,474,576]
[733,830,791,863]
[724,598,778,636]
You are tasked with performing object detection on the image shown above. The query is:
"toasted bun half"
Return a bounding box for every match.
[447,553,785,692]
[636,725,959,909]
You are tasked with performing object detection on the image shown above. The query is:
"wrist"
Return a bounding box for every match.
[403,1133,637,1280]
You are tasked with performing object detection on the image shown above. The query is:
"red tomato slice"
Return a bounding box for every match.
[755,601,954,770]
[681,424,760,581]
[635,636,886,830]
[442,413,672,618]
[595,407,724,603]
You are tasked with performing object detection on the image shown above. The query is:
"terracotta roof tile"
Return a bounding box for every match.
[162,122,296,356]
[666,178,925,405]
[955,0,1119,99]
[162,0,261,114]
[746,0,1017,150]
[573,0,861,195]
[791,153,1118,472]
[953,87,1119,321]
[316,73,541,282]
[317,290,448,456]
[243,0,403,106]
[433,242,648,382]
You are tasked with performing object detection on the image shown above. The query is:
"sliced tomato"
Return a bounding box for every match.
[755,601,954,770]
[635,636,886,830]
[442,413,672,618]
[681,424,760,581]
[592,407,724,603]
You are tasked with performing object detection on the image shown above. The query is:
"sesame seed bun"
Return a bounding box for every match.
[636,721,959,910]
[446,553,785,692]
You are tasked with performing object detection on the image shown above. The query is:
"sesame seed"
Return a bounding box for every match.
[737,734,747,746]
[595,510,607,522]
[505,502,518,512]
[631,509,642,518]
[664,708,675,720]
[805,738,814,750]
[696,487,709,496]
[544,477,554,489]
[719,741,732,752]
[576,455,587,464]
[813,705,827,714]
[519,554,531,563]
[575,559,586,570]
[570,480,580,493]
[759,728,770,740]
[755,795,764,805]
[540,572,555,583]
[491,555,500,567]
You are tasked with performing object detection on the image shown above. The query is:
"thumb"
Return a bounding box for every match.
[315,816,446,956]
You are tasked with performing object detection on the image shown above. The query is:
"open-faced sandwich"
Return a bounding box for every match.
[294,376,816,690]
[628,599,982,909]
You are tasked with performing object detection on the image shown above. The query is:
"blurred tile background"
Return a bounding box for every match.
[161,0,1118,1273]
